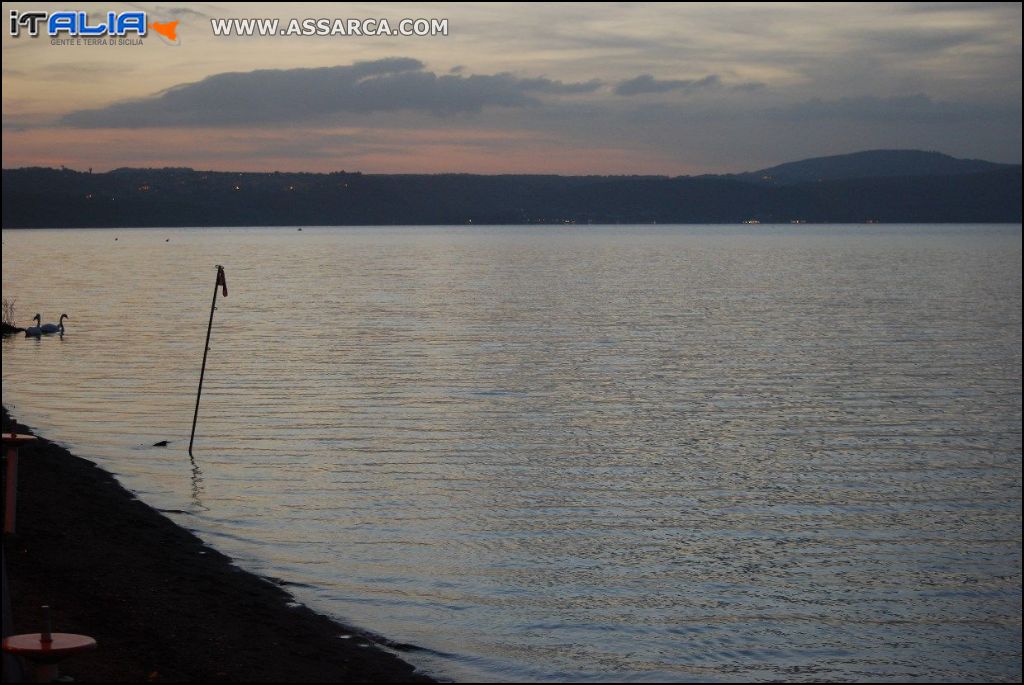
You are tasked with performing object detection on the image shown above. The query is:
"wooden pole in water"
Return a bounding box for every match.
[189,265,227,458]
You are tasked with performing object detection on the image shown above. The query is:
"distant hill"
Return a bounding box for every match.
[731,149,1015,186]
[2,151,1020,227]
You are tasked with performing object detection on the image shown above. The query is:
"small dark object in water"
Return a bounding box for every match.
[297,227,302,231]
[153,440,169,447]
[166,239,170,242]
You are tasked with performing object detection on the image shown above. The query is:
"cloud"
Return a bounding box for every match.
[124,3,215,21]
[2,117,33,133]
[614,74,721,96]
[61,58,604,128]
[158,6,215,21]
[843,25,998,56]
[517,77,603,94]
[769,94,1017,124]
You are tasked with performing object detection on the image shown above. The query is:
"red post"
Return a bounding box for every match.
[3,433,37,536]
[4,444,18,536]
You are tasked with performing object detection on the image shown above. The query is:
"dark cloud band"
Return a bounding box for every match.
[614,74,720,96]
[61,58,602,128]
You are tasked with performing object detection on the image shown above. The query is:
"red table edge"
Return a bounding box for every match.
[2,633,97,658]
[2,434,37,444]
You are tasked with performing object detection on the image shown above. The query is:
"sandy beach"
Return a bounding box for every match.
[1,406,434,683]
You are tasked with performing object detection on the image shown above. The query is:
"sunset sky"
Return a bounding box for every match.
[2,2,1021,174]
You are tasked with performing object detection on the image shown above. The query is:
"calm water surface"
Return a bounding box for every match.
[2,225,1021,682]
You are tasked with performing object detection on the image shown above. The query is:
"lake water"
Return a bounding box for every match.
[2,224,1021,682]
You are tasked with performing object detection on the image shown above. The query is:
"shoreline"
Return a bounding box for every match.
[1,405,435,683]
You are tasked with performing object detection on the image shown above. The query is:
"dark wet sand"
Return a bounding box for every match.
[2,406,435,682]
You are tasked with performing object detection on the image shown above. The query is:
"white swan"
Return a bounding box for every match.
[41,313,68,335]
[25,313,42,337]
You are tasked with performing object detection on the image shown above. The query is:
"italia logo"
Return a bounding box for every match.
[8,10,180,44]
